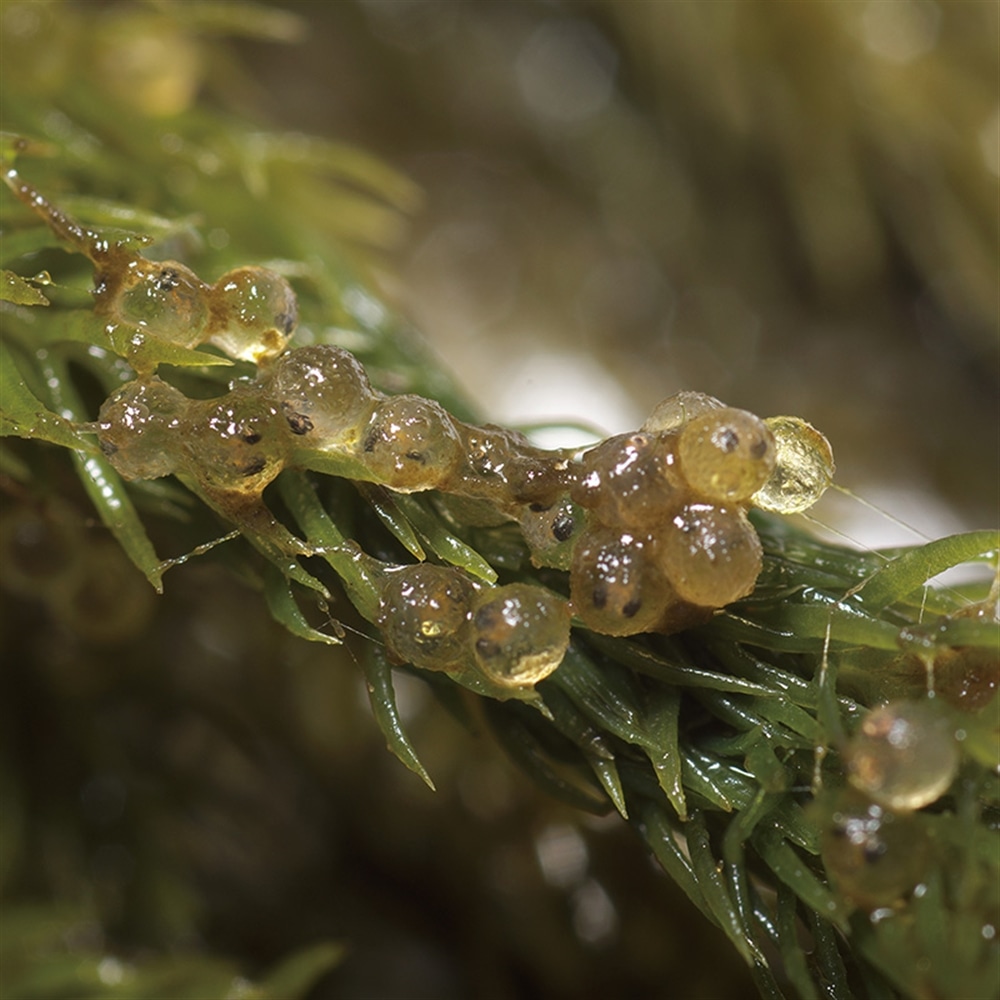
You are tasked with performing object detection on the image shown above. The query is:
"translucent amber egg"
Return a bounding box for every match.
[115,259,210,347]
[97,376,188,480]
[471,583,571,687]
[377,563,476,671]
[657,504,762,608]
[640,391,725,434]
[751,416,834,514]
[518,496,582,569]
[184,389,287,494]
[362,395,462,492]
[569,526,672,636]
[677,408,775,503]
[845,700,959,811]
[572,432,683,530]
[816,788,931,910]
[267,345,375,446]
[456,424,529,500]
[208,266,298,363]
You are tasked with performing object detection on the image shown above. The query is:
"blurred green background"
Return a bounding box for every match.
[236,0,998,535]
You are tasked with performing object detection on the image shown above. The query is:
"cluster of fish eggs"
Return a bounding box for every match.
[567,395,774,636]
[4,166,298,366]
[95,339,832,686]
[817,697,967,910]
[374,564,571,688]
[111,259,299,364]
[263,348,785,644]
[3,167,832,686]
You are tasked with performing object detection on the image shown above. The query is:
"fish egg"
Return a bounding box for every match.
[377,563,476,670]
[115,260,210,347]
[184,388,286,494]
[456,424,528,500]
[816,788,931,909]
[677,408,775,503]
[569,526,672,636]
[641,391,725,434]
[471,583,570,687]
[752,416,834,514]
[208,265,298,363]
[267,345,375,446]
[362,395,462,492]
[657,504,762,608]
[845,700,959,811]
[97,376,188,480]
[572,432,682,530]
[933,643,1000,712]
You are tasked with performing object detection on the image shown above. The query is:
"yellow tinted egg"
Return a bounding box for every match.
[657,504,762,608]
[752,416,834,514]
[455,423,529,502]
[362,395,462,492]
[572,432,683,530]
[267,345,376,446]
[184,387,286,494]
[569,526,673,636]
[845,700,959,811]
[471,583,571,687]
[677,408,775,503]
[208,266,298,363]
[377,563,476,671]
[816,788,931,910]
[640,391,725,434]
[96,376,188,480]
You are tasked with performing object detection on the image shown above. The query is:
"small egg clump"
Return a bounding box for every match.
[93,361,834,685]
[14,166,836,689]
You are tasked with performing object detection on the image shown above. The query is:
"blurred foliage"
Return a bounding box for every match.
[241,0,998,530]
[1,3,998,999]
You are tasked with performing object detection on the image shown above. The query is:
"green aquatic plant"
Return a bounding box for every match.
[1,4,997,998]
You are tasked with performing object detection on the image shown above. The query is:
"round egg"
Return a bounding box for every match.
[845,699,959,811]
[361,394,462,492]
[115,259,211,348]
[657,504,762,608]
[266,345,376,447]
[377,563,476,671]
[677,407,775,503]
[816,788,931,910]
[569,526,673,635]
[752,416,835,514]
[641,391,725,434]
[572,431,682,530]
[96,376,188,480]
[208,265,298,363]
[184,387,287,494]
[471,583,571,687]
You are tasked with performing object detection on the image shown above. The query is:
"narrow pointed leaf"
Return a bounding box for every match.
[361,646,435,790]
